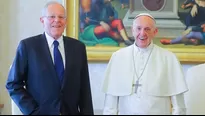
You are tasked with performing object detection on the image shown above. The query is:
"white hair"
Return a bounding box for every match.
[41,1,67,17]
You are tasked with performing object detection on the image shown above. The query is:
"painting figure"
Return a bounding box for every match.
[182,0,205,29]
[160,23,205,45]
[79,0,133,46]
[181,0,195,9]
[120,0,129,9]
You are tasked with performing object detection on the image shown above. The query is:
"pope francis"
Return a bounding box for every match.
[101,13,188,115]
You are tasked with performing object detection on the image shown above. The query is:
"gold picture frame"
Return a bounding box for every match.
[64,0,205,64]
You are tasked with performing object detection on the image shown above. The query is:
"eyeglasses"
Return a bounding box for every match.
[44,15,67,20]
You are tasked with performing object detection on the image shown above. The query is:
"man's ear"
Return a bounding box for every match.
[64,19,67,28]
[40,17,44,23]
[154,28,158,36]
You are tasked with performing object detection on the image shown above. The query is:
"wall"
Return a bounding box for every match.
[0,0,60,114]
[0,0,198,115]
[0,0,13,114]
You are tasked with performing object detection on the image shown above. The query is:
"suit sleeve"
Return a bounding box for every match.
[5,40,39,115]
[79,44,94,115]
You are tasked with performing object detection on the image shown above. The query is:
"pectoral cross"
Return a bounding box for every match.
[133,80,142,93]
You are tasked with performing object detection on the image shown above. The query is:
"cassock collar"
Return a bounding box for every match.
[134,41,154,53]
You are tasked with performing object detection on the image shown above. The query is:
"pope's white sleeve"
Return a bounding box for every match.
[171,93,186,115]
[103,94,119,115]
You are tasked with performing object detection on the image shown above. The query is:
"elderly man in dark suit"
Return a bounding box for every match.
[5,1,94,115]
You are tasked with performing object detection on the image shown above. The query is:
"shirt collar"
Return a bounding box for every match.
[134,41,154,53]
[45,32,63,48]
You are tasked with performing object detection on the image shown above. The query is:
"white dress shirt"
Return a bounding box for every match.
[45,32,65,68]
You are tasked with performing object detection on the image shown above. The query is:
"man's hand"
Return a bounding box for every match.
[181,3,194,9]
[100,21,110,32]
[85,17,90,24]
[181,4,186,9]
[201,24,205,32]
[182,28,192,36]
[109,16,114,21]
[191,4,198,17]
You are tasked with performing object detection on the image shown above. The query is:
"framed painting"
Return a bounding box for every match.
[64,0,205,63]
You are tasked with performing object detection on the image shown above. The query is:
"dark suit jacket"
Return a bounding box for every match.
[6,34,94,115]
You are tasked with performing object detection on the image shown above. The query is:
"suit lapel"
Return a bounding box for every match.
[39,34,61,87]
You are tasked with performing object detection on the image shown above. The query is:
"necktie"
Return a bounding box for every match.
[53,40,64,84]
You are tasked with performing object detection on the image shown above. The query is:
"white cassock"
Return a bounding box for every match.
[102,42,188,115]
